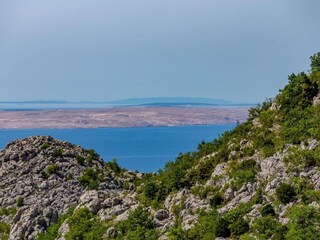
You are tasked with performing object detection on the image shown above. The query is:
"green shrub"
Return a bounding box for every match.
[0,221,10,240]
[16,197,24,207]
[242,147,255,157]
[106,158,122,174]
[301,189,320,204]
[215,217,231,238]
[143,182,159,200]
[285,205,320,240]
[275,183,296,204]
[229,159,258,189]
[229,219,249,237]
[54,148,64,157]
[41,171,49,179]
[47,164,58,175]
[209,193,224,208]
[0,208,17,217]
[261,204,275,217]
[167,227,186,240]
[66,207,104,240]
[79,168,104,190]
[115,206,158,239]
[85,149,100,164]
[186,210,228,239]
[41,143,51,150]
[252,216,282,239]
[76,156,85,166]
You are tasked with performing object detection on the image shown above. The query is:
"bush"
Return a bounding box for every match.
[275,183,296,204]
[76,156,85,166]
[54,148,64,157]
[210,193,224,208]
[41,171,49,179]
[252,216,282,239]
[106,158,122,174]
[0,221,10,240]
[214,217,231,238]
[16,197,24,207]
[185,210,233,239]
[285,205,320,240]
[229,159,258,189]
[143,182,159,200]
[0,208,17,217]
[41,143,51,150]
[229,219,249,237]
[79,168,104,190]
[167,227,186,240]
[261,204,275,217]
[301,189,320,204]
[85,149,99,164]
[115,206,158,239]
[47,164,59,175]
[66,207,104,240]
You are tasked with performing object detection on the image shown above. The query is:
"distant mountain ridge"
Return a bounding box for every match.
[108,97,237,105]
[0,97,254,110]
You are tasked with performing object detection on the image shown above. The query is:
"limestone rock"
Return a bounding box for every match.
[106,226,117,238]
[155,209,169,221]
[0,136,124,239]
[78,190,102,214]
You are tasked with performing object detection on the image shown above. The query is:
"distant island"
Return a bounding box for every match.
[0,98,251,129]
[0,107,249,129]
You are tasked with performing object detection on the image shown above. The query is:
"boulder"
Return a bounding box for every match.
[155,209,169,221]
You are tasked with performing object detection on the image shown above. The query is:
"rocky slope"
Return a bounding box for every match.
[0,136,139,240]
[1,53,320,240]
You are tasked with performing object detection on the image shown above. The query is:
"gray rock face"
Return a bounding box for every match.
[313,94,320,106]
[78,190,102,214]
[106,226,117,238]
[155,209,169,221]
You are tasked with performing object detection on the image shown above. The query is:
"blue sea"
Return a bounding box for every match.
[0,125,235,172]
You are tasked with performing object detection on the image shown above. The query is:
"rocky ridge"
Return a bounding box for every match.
[0,136,138,240]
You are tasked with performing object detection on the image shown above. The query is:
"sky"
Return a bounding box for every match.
[0,0,320,103]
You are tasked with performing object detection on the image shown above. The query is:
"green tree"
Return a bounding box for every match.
[310,52,320,72]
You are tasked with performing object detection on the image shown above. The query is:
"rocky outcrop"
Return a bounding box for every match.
[0,136,127,239]
[313,94,320,106]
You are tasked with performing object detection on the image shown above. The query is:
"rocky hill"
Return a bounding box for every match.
[1,53,320,240]
[0,136,139,240]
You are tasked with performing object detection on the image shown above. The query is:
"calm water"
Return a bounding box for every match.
[0,125,234,172]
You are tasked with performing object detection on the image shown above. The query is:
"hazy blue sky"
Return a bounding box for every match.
[1,0,320,102]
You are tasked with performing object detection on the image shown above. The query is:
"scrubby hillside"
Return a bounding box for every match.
[1,53,320,240]
[133,53,320,239]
